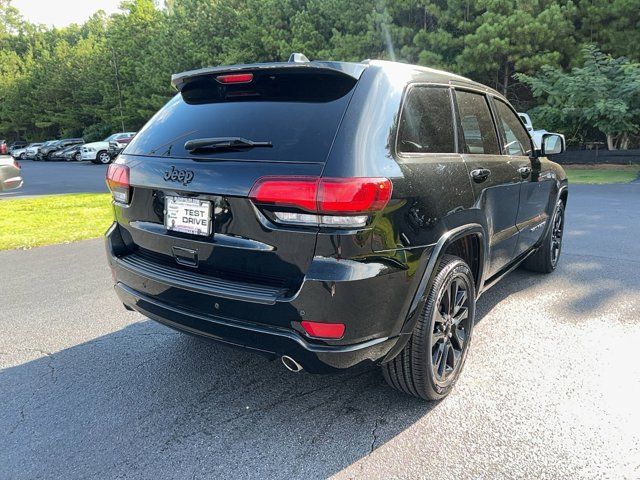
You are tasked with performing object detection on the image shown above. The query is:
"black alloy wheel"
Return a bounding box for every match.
[522,198,565,273]
[550,203,564,268]
[382,254,476,401]
[431,274,472,386]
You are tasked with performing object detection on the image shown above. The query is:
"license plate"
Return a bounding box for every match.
[164,195,212,236]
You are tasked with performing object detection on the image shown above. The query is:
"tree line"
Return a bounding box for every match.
[0,0,638,148]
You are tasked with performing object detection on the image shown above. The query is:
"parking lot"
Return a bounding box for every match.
[1,182,639,479]
[0,160,108,198]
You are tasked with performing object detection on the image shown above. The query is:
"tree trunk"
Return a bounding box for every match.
[606,134,616,150]
[620,133,630,150]
[502,61,510,96]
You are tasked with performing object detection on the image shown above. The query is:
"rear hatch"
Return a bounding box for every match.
[113,64,363,297]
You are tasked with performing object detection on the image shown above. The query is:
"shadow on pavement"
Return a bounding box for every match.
[0,275,530,480]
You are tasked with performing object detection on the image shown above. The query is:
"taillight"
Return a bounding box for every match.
[249,176,392,228]
[216,73,254,84]
[300,321,346,340]
[318,178,392,213]
[106,163,130,204]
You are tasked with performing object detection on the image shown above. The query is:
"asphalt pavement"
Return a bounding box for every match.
[1,184,639,479]
[0,158,108,197]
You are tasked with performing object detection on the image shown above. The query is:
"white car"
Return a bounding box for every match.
[80,132,136,164]
[11,146,28,160]
[518,113,565,150]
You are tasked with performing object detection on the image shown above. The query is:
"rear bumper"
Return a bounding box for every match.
[114,281,397,373]
[105,222,415,373]
[2,175,23,191]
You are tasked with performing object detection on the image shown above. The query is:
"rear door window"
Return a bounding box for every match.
[125,69,358,163]
[397,86,455,154]
[454,90,500,155]
[494,99,533,156]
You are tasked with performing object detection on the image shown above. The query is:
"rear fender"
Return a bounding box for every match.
[380,223,486,363]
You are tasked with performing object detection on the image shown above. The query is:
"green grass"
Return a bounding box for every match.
[0,193,113,251]
[1,165,637,250]
[564,165,640,184]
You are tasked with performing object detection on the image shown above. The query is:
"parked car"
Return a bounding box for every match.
[62,145,83,162]
[34,140,58,160]
[518,113,566,150]
[0,140,6,155]
[8,141,27,154]
[105,56,567,401]
[39,138,84,161]
[24,142,43,159]
[108,133,136,159]
[51,144,83,161]
[0,156,23,192]
[81,132,136,164]
[11,142,37,160]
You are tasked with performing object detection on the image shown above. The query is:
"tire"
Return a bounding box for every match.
[522,199,565,273]
[75,152,81,161]
[19,152,25,160]
[97,151,111,164]
[382,254,476,401]
[46,152,54,161]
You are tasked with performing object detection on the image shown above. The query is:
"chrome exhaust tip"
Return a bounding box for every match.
[281,356,304,373]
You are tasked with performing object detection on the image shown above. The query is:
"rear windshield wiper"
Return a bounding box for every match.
[184,137,272,153]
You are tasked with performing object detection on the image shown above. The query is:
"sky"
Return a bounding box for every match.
[12,0,123,28]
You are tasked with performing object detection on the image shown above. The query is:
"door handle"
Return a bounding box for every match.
[470,168,491,183]
[518,166,532,178]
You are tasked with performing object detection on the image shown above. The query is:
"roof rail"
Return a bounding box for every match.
[288,53,310,63]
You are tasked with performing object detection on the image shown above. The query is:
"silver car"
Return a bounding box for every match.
[24,142,43,159]
[0,156,23,192]
[12,142,39,160]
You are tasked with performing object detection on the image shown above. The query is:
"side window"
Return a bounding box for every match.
[494,100,532,156]
[397,86,455,154]
[454,90,500,155]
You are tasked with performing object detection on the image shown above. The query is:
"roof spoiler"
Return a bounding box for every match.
[171,55,367,91]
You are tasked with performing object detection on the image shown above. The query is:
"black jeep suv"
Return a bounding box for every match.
[105,56,567,400]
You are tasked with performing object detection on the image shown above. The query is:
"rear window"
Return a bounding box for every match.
[125,69,358,162]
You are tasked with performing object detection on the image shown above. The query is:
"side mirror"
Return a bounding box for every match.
[541,133,565,156]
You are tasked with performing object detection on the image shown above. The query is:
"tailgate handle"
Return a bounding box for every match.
[172,246,198,267]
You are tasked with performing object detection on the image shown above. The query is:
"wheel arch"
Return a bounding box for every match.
[559,183,568,205]
[535,182,568,250]
[381,223,486,363]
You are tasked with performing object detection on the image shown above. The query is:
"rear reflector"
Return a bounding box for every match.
[249,177,392,215]
[216,73,254,84]
[106,163,130,204]
[300,321,346,339]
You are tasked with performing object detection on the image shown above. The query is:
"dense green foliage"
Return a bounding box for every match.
[518,45,640,149]
[1,0,639,146]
